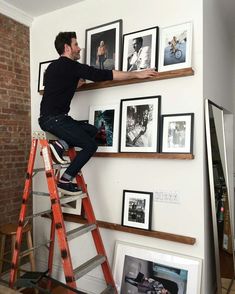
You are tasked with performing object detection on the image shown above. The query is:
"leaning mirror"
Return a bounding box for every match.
[205,99,235,294]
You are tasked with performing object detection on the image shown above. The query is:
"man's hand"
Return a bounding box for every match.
[113,68,158,81]
[77,79,86,88]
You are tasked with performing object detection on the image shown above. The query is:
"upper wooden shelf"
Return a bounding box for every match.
[78,67,194,92]
[93,152,194,159]
[39,68,194,95]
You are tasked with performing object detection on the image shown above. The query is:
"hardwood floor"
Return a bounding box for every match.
[222,278,235,293]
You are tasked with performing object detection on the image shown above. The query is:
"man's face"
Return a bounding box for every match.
[69,38,81,60]
[132,39,142,52]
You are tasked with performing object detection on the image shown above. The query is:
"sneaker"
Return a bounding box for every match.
[57,181,82,196]
[49,141,68,164]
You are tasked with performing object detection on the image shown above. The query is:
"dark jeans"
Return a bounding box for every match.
[38,114,98,178]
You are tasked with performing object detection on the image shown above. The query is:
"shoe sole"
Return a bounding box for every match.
[58,187,83,196]
[49,144,68,164]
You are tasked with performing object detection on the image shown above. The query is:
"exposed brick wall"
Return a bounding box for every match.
[0,13,31,226]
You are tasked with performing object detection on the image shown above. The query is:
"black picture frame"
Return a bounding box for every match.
[85,19,122,70]
[119,95,161,153]
[122,26,159,72]
[161,113,194,154]
[38,60,55,92]
[122,190,153,230]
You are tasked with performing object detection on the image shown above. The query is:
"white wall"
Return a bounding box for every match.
[30,0,205,292]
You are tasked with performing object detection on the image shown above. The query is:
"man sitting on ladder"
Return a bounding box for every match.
[38,31,158,196]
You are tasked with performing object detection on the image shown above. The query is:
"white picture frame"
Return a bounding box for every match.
[120,96,161,153]
[89,104,119,153]
[38,59,55,92]
[113,241,202,294]
[161,113,194,154]
[158,22,192,72]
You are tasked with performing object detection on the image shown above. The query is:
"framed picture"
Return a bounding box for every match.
[122,26,159,71]
[122,190,153,230]
[89,104,119,152]
[119,96,161,153]
[158,22,192,72]
[38,60,55,92]
[85,19,122,70]
[161,113,194,153]
[113,241,202,294]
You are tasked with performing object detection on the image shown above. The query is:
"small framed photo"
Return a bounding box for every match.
[38,60,55,92]
[119,96,161,153]
[122,26,159,71]
[89,104,119,153]
[158,22,192,72]
[121,190,153,230]
[161,113,194,153]
[113,241,202,294]
[85,19,122,70]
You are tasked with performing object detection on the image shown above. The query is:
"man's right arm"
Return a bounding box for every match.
[112,68,158,81]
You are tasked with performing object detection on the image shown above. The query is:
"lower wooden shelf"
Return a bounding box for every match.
[93,152,194,159]
[61,213,196,245]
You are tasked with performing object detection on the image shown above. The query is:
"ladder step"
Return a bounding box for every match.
[60,193,86,205]
[19,240,51,257]
[67,223,97,241]
[74,255,106,280]
[25,209,52,220]
[101,285,116,294]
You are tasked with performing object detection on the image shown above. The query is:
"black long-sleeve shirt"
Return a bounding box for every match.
[40,56,113,117]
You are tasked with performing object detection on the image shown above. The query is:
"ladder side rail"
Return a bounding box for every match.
[68,148,117,289]
[40,140,76,290]
[9,138,38,288]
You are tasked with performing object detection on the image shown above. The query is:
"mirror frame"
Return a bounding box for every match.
[205,99,235,293]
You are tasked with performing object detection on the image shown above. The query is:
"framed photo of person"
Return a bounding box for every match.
[113,241,202,294]
[119,95,161,153]
[85,19,122,70]
[161,113,194,153]
[158,22,193,72]
[122,190,153,230]
[38,60,55,92]
[89,104,119,153]
[122,26,159,72]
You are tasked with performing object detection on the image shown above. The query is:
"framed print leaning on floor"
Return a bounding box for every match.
[113,241,202,294]
[161,113,194,154]
[122,26,159,71]
[89,104,119,152]
[158,22,192,72]
[119,95,161,153]
[85,19,122,70]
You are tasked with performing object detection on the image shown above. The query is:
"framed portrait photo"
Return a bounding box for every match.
[85,19,122,70]
[119,96,161,153]
[122,190,153,230]
[38,60,55,92]
[89,104,119,153]
[122,26,159,71]
[161,113,194,153]
[113,241,202,294]
[158,22,193,72]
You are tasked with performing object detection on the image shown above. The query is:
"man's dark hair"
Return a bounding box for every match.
[134,37,143,46]
[54,32,77,55]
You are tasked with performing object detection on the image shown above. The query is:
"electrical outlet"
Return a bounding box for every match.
[154,190,180,204]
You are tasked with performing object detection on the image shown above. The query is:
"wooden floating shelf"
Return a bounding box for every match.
[93,152,194,159]
[39,68,194,95]
[61,214,196,245]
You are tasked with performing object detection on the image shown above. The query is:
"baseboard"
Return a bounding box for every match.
[36,258,107,294]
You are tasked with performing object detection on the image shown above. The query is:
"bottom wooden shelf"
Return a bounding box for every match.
[62,213,196,245]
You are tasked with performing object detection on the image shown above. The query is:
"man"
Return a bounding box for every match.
[128,37,151,71]
[39,31,158,196]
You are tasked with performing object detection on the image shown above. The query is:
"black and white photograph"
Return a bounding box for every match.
[122,27,159,71]
[161,113,194,153]
[113,241,202,294]
[120,96,161,153]
[85,19,122,70]
[158,22,192,72]
[122,190,153,230]
[89,104,119,152]
[38,60,55,92]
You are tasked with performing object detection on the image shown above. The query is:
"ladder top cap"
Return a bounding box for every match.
[32,131,59,140]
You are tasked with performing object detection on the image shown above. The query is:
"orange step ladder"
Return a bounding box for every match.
[9,131,117,293]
